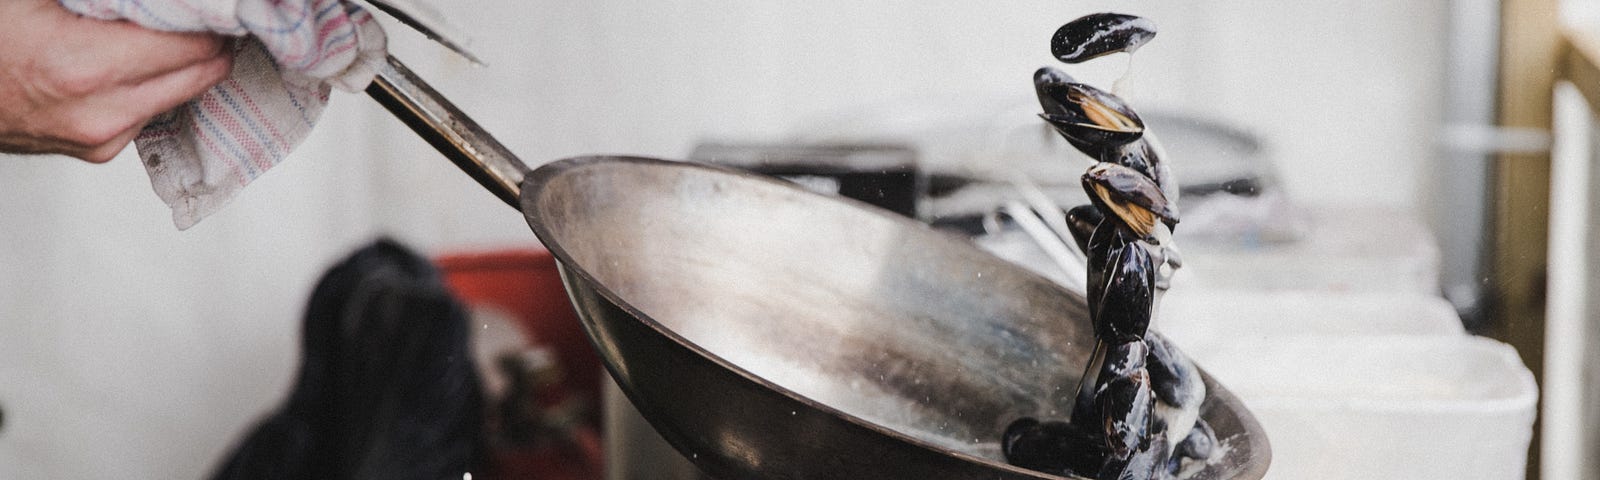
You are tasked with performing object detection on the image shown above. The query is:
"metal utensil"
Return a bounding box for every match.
[365,55,1270,480]
[363,0,482,64]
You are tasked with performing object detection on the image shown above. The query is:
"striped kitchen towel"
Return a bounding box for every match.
[59,0,388,229]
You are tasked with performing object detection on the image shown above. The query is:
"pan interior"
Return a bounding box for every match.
[530,158,1095,459]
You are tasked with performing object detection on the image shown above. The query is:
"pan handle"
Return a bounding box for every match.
[366,55,529,208]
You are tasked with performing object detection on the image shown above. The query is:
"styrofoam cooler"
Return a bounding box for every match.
[1192,337,1537,480]
[1156,290,1466,350]
[1176,205,1441,295]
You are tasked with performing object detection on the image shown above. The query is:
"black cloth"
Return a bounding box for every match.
[211,239,483,480]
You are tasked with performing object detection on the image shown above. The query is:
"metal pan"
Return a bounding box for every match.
[365,55,1270,480]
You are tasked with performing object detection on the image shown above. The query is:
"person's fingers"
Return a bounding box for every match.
[74,122,146,164]
[0,120,145,163]
[98,27,228,84]
[55,53,232,153]
[41,3,229,85]
[109,51,234,124]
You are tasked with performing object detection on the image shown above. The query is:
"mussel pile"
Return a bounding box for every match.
[1002,13,1218,480]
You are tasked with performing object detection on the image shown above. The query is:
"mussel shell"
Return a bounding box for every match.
[1083,162,1179,237]
[1040,113,1146,155]
[1034,70,1145,153]
[1101,339,1150,379]
[1145,331,1203,408]
[1103,431,1170,480]
[1083,221,1115,333]
[1103,138,1178,209]
[1032,66,1079,116]
[1096,369,1155,460]
[1087,230,1154,343]
[1001,417,1107,477]
[1064,204,1103,255]
[1052,13,1158,64]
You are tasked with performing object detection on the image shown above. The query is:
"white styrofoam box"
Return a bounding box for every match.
[1156,290,1465,353]
[1198,336,1537,480]
[1177,205,1441,295]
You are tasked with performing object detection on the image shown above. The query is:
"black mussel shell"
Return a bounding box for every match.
[1145,331,1203,409]
[1033,66,1078,116]
[1002,417,1107,476]
[1104,138,1157,181]
[1101,339,1150,379]
[1104,138,1180,223]
[1096,369,1155,460]
[1062,204,1100,257]
[1064,204,1103,254]
[1034,72,1145,154]
[1083,162,1179,237]
[1083,219,1115,334]
[1041,113,1146,156]
[1103,431,1170,480]
[1052,13,1158,64]
[1088,232,1155,343]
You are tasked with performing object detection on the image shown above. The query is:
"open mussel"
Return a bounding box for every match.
[1051,13,1158,64]
[1083,163,1178,239]
[1035,67,1145,154]
[1104,138,1177,206]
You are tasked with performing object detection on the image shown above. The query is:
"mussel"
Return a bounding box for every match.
[1096,369,1156,460]
[1083,162,1178,240]
[1051,13,1158,64]
[1085,226,1156,343]
[1002,418,1107,476]
[1064,204,1105,253]
[1101,431,1170,480]
[1034,67,1146,154]
[1145,332,1203,413]
[1104,138,1178,208]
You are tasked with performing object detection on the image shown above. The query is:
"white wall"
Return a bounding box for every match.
[0,0,1448,477]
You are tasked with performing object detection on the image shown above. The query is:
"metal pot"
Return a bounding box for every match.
[367,55,1270,480]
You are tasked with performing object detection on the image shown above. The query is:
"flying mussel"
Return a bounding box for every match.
[1035,67,1146,156]
[1051,13,1159,64]
[1083,162,1177,240]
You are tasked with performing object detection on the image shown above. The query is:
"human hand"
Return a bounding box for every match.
[0,0,233,163]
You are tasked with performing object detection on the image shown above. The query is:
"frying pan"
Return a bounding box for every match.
[364,55,1270,480]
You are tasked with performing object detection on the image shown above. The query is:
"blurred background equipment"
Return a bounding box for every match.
[208,240,483,480]
[437,249,604,480]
